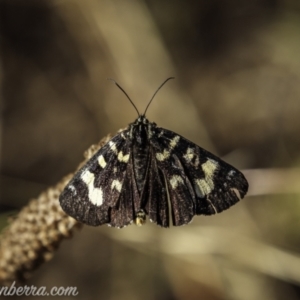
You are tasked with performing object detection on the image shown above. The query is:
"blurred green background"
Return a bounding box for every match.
[1,0,300,299]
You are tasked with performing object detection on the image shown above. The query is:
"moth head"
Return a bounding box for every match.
[136,115,149,124]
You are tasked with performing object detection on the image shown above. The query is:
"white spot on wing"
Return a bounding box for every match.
[169,175,184,189]
[227,170,236,180]
[68,185,77,195]
[111,179,122,192]
[118,151,129,163]
[156,136,180,161]
[194,159,219,197]
[195,179,212,197]
[98,155,106,168]
[109,141,117,154]
[156,149,170,161]
[81,170,103,206]
[158,130,164,138]
[183,148,194,163]
[202,159,219,178]
[170,136,180,148]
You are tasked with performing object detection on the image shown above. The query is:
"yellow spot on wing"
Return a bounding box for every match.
[111,180,122,192]
[109,141,117,154]
[98,155,106,168]
[81,170,103,206]
[195,179,212,196]
[118,151,129,163]
[195,159,219,197]
[170,136,180,148]
[184,148,194,163]
[156,136,180,161]
[156,149,170,161]
[202,159,218,178]
[169,175,184,189]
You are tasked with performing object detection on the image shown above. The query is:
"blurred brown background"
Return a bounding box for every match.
[1,0,300,299]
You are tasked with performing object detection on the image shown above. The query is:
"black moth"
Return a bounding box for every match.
[59,78,248,228]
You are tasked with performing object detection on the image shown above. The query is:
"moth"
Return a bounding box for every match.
[59,78,248,228]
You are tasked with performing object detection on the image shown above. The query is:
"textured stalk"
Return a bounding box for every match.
[0,135,111,285]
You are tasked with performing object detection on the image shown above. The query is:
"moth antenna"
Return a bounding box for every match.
[143,77,175,116]
[108,78,140,116]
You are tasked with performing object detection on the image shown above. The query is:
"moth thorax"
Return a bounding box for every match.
[132,127,150,194]
[135,210,146,226]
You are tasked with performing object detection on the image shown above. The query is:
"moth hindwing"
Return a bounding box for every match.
[59,115,248,228]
